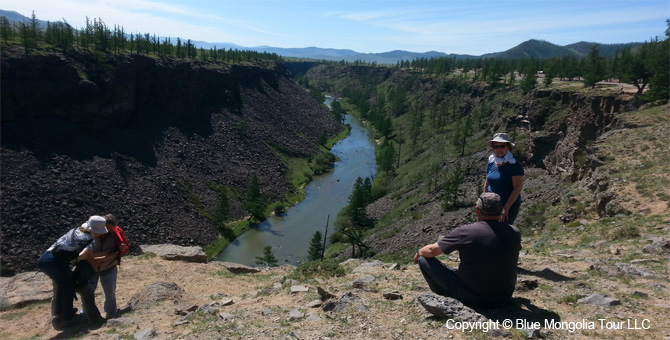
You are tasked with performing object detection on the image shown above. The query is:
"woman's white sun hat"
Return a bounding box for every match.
[488,133,515,147]
[82,215,108,234]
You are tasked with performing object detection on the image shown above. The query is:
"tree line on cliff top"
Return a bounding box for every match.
[0,11,282,64]
[316,20,669,101]
[3,12,667,101]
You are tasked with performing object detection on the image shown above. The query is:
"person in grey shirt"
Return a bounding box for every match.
[414,193,521,307]
[37,215,108,329]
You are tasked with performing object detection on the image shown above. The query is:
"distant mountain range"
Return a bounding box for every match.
[1,9,644,64]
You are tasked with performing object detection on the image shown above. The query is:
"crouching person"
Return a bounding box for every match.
[414,193,521,308]
[36,216,108,330]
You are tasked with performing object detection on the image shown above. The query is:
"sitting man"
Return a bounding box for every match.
[414,192,521,307]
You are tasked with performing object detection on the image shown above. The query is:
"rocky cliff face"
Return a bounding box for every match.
[522,90,631,180]
[1,46,341,274]
[362,85,636,259]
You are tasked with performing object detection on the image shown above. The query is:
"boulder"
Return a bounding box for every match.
[352,275,376,289]
[134,328,157,340]
[290,285,309,293]
[0,271,52,309]
[383,290,403,300]
[217,262,263,274]
[322,292,368,313]
[317,286,336,300]
[289,309,305,319]
[126,282,185,310]
[416,293,488,323]
[577,293,620,306]
[140,244,207,263]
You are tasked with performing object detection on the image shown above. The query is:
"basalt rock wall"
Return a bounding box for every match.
[1,47,341,274]
[521,89,630,181]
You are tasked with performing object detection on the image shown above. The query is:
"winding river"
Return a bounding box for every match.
[215,97,377,266]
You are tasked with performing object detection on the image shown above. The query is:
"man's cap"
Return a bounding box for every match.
[477,192,502,216]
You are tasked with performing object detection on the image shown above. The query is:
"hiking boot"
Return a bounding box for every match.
[88,315,106,324]
[105,309,119,319]
[52,317,73,330]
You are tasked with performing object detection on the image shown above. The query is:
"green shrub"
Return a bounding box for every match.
[285,260,348,282]
[520,200,549,230]
[611,225,640,240]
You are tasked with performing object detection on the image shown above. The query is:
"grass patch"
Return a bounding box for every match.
[276,154,313,203]
[265,122,350,207]
[529,236,552,255]
[204,220,251,259]
[0,297,11,311]
[373,247,417,265]
[0,309,29,321]
[558,294,581,304]
[214,269,237,279]
[284,260,349,282]
[138,252,157,259]
[324,241,350,259]
[325,123,351,149]
[610,225,640,240]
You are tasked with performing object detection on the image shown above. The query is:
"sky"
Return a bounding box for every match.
[2,0,668,55]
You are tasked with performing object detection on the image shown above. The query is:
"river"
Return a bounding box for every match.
[215,97,377,266]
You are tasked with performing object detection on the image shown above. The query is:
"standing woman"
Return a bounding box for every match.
[37,215,108,330]
[484,133,524,224]
[78,214,129,319]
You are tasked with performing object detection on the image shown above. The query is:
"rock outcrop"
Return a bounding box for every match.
[140,244,208,263]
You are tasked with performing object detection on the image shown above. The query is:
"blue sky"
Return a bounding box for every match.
[3,0,668,55]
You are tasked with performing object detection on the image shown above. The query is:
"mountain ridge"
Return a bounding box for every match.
[0,9,646,64]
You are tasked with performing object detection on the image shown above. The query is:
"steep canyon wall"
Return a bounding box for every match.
[1,48,341,274]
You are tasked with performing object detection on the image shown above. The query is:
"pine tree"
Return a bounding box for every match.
[520,71,537,93]
[443,162,466,208]
[376,139,395,173]
[330,100,346,123]
[645,33,669,100]
[0,16,14,43]
[255,245,278,267]
[584,44,606,88]
[244,174,266,222]
[347,177,372,229]
[451,116,473,156]
[318,132,327,146]
[213,189,229,224]
[542,71,554,88]
[307,231,324,261]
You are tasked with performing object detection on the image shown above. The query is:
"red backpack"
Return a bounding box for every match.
[113,226,130,263]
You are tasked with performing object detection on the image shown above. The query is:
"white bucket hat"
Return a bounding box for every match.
[488,133,515,147]
[83,215,108,234]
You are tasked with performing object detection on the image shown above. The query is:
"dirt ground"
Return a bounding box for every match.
[1,237,668,340]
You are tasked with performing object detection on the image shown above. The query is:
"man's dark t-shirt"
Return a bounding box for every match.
[437,220,521,307]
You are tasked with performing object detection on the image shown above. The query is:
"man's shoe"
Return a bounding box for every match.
[52,317,73,330]
[105,308,119,319]
[88,315,106,324]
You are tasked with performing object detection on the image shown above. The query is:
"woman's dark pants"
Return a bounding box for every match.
[37,252,76,322]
